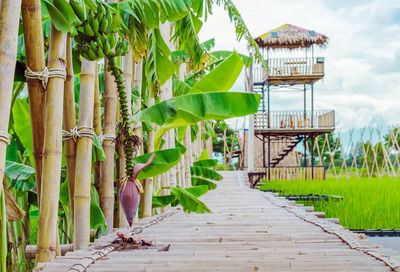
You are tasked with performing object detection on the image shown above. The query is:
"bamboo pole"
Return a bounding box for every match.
[21,0,46,205]
[73,59,96,249]
[183,127,192,188]
[142,96,155,218]
[0,1,24,269]
[63,36,77,222]
[100,58,117,232]
[179,63,192,188]
[93,64,101,191]
[36,21,67,263]
[159,22,174,213]
[0,0,21,192]
[99,0,119,231]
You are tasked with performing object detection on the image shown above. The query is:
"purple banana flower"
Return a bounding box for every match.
[119,153,155,226]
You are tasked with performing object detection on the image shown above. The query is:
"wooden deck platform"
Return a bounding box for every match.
[41,172,400,271]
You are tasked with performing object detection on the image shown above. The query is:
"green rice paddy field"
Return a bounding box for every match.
[260,177,400,229]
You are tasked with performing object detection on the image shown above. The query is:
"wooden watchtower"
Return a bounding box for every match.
[243,24,335,181]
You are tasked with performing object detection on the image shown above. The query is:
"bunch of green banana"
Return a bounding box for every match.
[109,38,129,57]
[76,39,104,61]
[70,0,129,60]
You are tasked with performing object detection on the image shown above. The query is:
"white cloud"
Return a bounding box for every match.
[198,0,400,130]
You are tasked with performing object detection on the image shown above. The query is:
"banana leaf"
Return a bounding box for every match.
[172,77,191,97]
[12,99,34,166]
[185,185,208,197]
[5,160,35,181]
[43,0,71,33]
[92,134,106,162]
[90,186,107,233]
[211,50,253,67]
[188,52,243,94]
[191,177,217,190]
[191,166,222,181]
[132,148,183,180]
[193,159,218,168]
[152,186,209,209]
[145,28,176,89]
[198,149,209,160]
[170,186,211,213]
[202,38,215,51]
[131,92,260,149]
[152,195,176,208]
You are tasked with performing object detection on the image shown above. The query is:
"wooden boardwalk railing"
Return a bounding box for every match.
[41,172,400,271]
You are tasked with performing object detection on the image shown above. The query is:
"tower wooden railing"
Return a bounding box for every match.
[254,110,335,130]
[253,57,325,84]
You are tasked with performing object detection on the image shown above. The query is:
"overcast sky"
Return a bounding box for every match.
[198,0,400,130]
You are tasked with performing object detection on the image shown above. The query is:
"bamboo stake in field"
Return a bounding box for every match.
[36,22,67,263]
[73,59,96,249]
[21,0,46,204]
[0,0,22,269]
[63,36,77,222]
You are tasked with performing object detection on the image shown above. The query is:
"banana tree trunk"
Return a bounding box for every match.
[0,1,22,269]
[36,23,67,263]
[63,35,77,223]
[21,0,46,205]
[100,58,117,232]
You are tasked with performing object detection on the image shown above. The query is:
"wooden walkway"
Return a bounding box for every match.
[42,171,400,271]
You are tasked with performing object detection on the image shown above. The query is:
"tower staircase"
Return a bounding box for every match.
[270,136,304,167]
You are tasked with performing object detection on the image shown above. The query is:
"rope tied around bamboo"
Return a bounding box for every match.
[0,130,11,145]
[63,126,95,143]
[24,66,67,89]
[98,133,116,144]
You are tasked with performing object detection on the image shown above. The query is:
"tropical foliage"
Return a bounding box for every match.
[0,0,263,270]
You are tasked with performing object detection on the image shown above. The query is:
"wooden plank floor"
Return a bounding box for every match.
[43,171,400,271]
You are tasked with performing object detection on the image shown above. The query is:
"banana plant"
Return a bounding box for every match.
[132,51,260,149]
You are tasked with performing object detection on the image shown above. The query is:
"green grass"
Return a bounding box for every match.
[260,177,400,229]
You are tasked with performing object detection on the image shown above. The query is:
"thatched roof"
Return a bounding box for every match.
[255,24,328,50]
